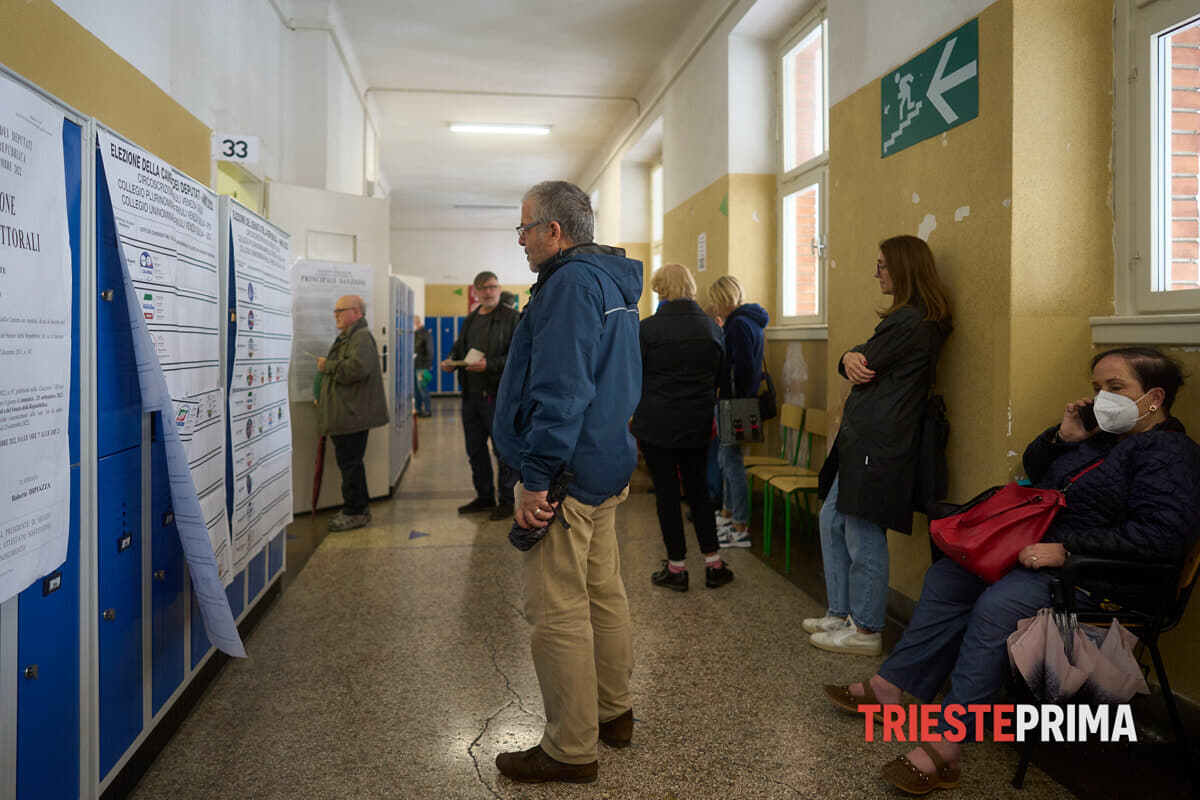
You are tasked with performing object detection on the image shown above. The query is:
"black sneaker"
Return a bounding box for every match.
[705,563,734,589]
[489,502,515,521]
[651,562,688,592]
[458,497,496,514]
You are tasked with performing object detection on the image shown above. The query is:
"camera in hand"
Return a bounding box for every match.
[508,470,574,552]
[1077,403,1099,432]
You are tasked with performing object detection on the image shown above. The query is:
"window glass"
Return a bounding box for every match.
[783,25,824,172]
[782,181,821,317]
[1155,16,1200,292]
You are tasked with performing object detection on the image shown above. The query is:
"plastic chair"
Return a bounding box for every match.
[1011,537,1200,789]
[759,409,828,572]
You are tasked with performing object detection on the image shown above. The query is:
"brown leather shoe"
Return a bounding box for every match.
[495,745,598,784]
[823,680,881,714]
[599,708,633,748]
[880,741,960,795]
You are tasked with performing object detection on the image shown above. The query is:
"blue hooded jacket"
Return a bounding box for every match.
[493,244,643,505]
[719,302,769,398]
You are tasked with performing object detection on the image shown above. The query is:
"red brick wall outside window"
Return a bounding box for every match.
[1168,20,1200,290]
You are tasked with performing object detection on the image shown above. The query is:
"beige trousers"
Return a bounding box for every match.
[521,485,633,764]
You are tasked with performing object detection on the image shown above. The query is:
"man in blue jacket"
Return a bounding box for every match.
[493,181,642,784]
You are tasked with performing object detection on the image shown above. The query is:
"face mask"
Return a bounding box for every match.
[1092,390,1151,434]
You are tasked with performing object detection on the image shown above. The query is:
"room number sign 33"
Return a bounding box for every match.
[212,133,260,164]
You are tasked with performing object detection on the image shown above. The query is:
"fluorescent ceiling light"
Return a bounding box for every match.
[450,123,550,135]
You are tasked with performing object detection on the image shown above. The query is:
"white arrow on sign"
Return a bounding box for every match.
[926,36,977,124]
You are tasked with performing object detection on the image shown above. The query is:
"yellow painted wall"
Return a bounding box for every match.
[664,175,730,300]
[620,242,652,318]
[728,174,777,309]
[425,284,471,317]
[828,2,1016,597]
[0,0,210,180]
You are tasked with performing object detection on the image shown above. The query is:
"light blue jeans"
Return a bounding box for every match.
[717,443,749,525]
[818,475,889,631]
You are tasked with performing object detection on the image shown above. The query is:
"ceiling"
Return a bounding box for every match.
[337,0,721,231]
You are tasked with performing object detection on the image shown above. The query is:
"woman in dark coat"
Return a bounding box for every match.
[632,264,733,590]
[822,347,1200,794]
[807,235,952,655]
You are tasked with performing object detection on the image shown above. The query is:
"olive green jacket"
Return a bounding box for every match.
[317,317,389,435]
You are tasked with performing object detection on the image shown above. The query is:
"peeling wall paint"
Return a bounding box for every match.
[918,213,937,240]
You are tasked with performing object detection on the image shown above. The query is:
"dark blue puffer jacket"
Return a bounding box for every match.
[493,244,643,505]
[1023,418,1200,608]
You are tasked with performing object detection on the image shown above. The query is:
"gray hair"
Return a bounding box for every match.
[522,180,594,245]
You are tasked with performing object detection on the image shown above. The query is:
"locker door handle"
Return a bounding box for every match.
[101,289,115,302]
[23,665,38,680]
[102,608,116,621]
[154,570,166,581]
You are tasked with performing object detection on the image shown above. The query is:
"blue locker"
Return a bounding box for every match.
[16,467,80,800]
[437,316,455,393]
[97,446,144,777]
[94,151,144,458]
[268,530,284,579]
[226,572,245,619]
[248,547,266,602]
[149,436,184,715]
[189,579,211,670]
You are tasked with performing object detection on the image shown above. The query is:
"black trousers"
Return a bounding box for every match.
[642,442,719,561]
[331,429,370,515]
[462,393,517,505]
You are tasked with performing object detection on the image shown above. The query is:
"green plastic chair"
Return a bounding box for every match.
[762,408,828,572]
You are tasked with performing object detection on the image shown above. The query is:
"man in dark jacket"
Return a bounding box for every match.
[492,181,642,785]
[413,315,433,417]
[440,271,520,519]
[317,294,389,532]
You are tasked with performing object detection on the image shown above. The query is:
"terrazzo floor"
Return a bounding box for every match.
[127,398,1079,800]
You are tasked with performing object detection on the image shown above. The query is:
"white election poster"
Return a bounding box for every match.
[289,260,375,403]
[98,128,244,657]
[0,78,72,603]
[226,200,292,569]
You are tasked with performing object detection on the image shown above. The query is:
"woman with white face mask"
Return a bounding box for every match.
[819,347,1200,795]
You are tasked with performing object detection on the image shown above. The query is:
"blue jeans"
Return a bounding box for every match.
[818,475,889,631]
[717,443,749,525]
[414,368,431,414]
[878,557,1100,740]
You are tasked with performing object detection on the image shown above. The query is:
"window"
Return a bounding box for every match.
[1118,0,1200,315]
[779,11,828,325]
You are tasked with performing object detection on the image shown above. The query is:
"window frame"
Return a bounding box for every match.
[1115,0,1200,317]
[777,8,829,329]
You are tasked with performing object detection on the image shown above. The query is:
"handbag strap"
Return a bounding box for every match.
[1059,457,1105,492]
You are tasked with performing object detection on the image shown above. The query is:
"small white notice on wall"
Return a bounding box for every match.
[697,232,707,272]
[213,134,261,164]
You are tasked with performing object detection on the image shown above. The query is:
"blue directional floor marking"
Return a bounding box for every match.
[409,530,431,540]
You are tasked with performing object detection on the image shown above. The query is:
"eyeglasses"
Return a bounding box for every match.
[475,283,500,291]
[515,219,547,236]
[333,307,355,314]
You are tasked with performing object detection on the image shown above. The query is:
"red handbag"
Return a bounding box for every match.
[929,460,1104,583]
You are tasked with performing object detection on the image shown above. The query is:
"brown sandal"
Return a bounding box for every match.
[822,679,880,714]
[880,741,961,795]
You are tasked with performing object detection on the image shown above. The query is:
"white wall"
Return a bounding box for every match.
[48,0,376,196]
[389,229,531,287]
[828,0,998,104]
[663,31,730,210]
[728,34,776,174]
[620,162,651,243]
[594,161,623,247]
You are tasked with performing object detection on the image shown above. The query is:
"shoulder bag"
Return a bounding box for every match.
[929,458,1104,583]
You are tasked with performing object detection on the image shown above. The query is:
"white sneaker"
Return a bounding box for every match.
[802,613,848,634]
[719,528,751,549]
[714,512,734,529]
[809,618,882,656]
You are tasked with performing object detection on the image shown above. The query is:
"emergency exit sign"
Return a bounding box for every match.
[881,18,979,157]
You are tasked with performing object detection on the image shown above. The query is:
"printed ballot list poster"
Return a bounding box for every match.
[97,129,232,580]
[226,200,292,569]
[0,77,72,604]
[290,260,375,403]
